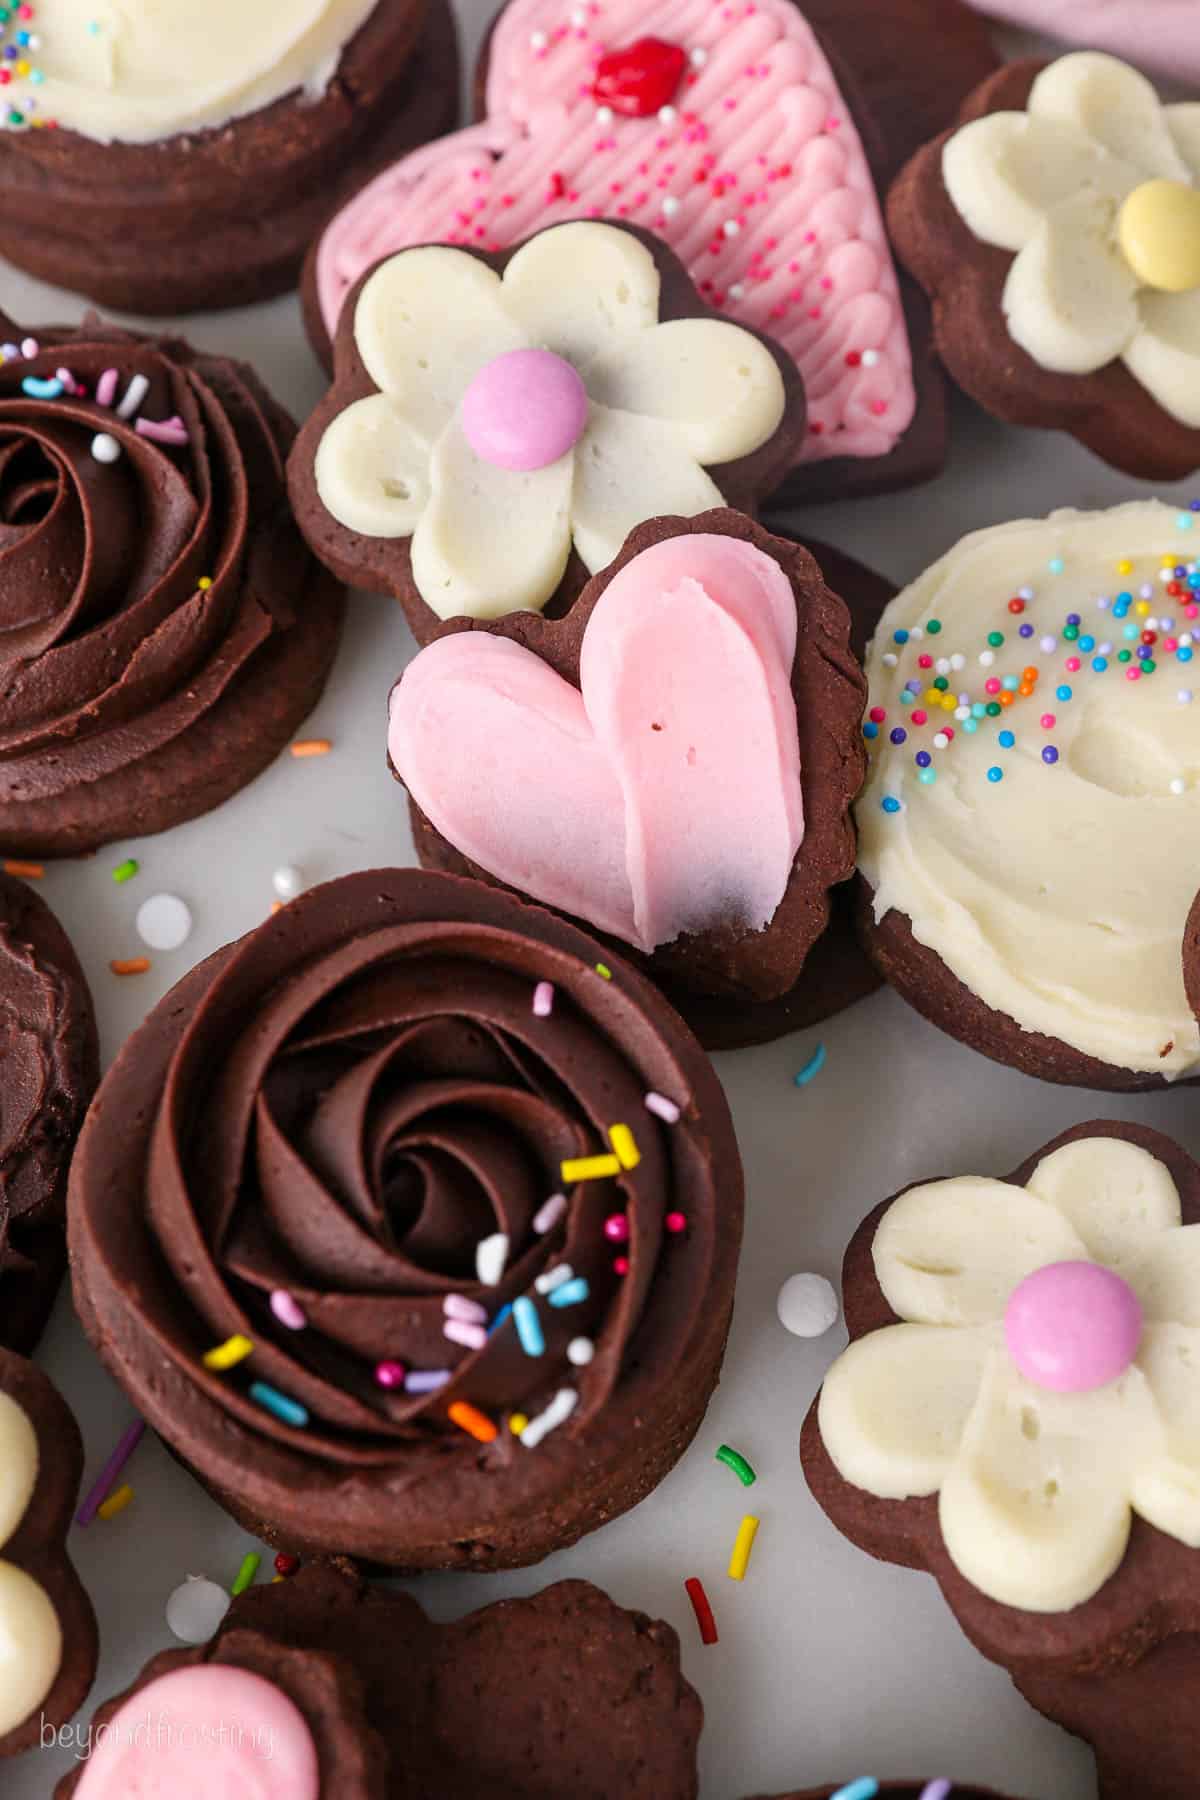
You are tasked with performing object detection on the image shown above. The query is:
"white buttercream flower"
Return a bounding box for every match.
[314,221,786,619]
[819,1134,1200,1613]
[942,53,1200,427]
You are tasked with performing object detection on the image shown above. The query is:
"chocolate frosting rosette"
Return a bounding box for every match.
[0,317,344,857]
[69,870,742,1568]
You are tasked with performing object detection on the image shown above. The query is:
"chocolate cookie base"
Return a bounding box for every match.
[856,879,1199,1091]
[0,874,99,1353]
[801,1121,1200,1800]
[401,521,884,1049]
[61,1565,702,1798]
[886,61,1200,482]
[0,0,459,316]
[0,1350,97,1758]
[747,1786,1013,1799]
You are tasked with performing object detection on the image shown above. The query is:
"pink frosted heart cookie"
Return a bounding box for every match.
[389,509,873,1046]
[304,0,998,500]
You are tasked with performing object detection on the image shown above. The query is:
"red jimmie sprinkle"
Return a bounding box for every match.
[594,36,686,117]
[684,1576,718,1645]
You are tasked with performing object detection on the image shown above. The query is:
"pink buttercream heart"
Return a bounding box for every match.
[389,534,804,952]
[315,0,915,466]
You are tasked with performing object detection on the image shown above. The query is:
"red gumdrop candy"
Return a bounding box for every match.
[593,36,687,117]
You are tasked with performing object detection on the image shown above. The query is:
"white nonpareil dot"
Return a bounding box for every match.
[567,1337,595,1366]
[661,195,680,217]
[166,1578,229,1645]
[136,893,193,952]
[933,732,949,749]
[690,45,707,65]
[722,219,741,238]
[860,348,880,367]
[978,649,995,667]
[728,282,745,299]
[595,105,613,125]
[777,1272,839,1338]
[90,433,121,464]
[935,658,950,675]
[1170,777,1186,795]
[529,29,548,47]
[272,864,305,901]
[950,653,965,670]
[881,652,898,669]
[1180,689,1194,704]
[658,105,677,124]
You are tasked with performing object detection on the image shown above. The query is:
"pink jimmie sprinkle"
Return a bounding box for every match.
[533,1193,567,1234]
[96,368,119,408]
[269,1290,307,1331]
[444,1318,488,1352]
[532,980,554,1017]
[645,1091,681,1123]
[135,415,189,446]
[443,1293,488,1324]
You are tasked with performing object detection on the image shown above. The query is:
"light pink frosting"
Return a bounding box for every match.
[390,533,804,949]
[963,0,1200,87]
[317,0,915,465]
[72,1666,321,1799]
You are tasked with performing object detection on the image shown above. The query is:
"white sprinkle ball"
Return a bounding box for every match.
[272,864,305,901]
[881,652,898,669]
[658,104,677,123]
[933,732,949,750]
[136,893,193,952]
[662,195,681,217]
[950,653,966,671]
[934,658,950,675]
[1179,689,1193,705]
[978,650,995,668]
[529,29,548,47]
[1040,635,1056,654]
[166,1577,229,1645]
[91,433,121,464]
[777,1272,839,1339]
[722,219,741,238]
[595,104,613,124]
[567,1337,595,1366]
[860,348,880,367]
[1169,778,1186,796]
[690,45,708,65]
[728,281,745,299]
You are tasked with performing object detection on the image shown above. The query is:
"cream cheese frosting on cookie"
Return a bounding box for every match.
[8,0,377,144]
[857,500,1200,1078]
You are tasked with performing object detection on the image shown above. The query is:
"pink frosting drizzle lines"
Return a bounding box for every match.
[316,0,914,463]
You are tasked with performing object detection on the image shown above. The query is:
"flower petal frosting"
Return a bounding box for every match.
[941,53,1200,426]
[313,222,788,619]
[819,1134,1200,1612]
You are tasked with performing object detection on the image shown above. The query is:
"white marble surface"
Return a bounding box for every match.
[3,6,1199,1796]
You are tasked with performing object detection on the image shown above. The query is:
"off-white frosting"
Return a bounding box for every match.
[818,1135,1200,1613]
[315,223,787,619]
[0,1391,61,1738]
[25,0,377,144]
[857,500,1200,1078]
[941,54,1200,427]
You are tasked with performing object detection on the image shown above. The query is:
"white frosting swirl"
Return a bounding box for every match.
[21,0,377,144]
[857,500,1200,1079]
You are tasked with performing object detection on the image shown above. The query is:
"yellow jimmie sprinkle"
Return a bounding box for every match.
[203,1334,254,1372]
[727,1514,760,1582]
[97,1484,134,1521]
[609,1124,641,1170]
[595,963,612,980]
[508,1413,529,1438]
[561,1153,622,1182]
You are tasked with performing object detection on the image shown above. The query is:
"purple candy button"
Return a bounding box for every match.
[1005,1260,1143,1393]
[461,348,589,471]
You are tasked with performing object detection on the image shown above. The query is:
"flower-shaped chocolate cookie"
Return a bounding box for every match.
[889,54,1200,478]
[289,220,803,637]
[0,1350,97,1758]
[803,1121,1200,1800]
[818,1130,1200,1613]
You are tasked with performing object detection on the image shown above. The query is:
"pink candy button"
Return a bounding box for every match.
[1004,1260,1143,1393]
[461,348,589,471]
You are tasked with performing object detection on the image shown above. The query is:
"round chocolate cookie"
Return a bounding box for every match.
[69,870,743,1570]
[0,1349,97,1759]
[0,317,345,858]
[58,1563,701,1798]
[391,511,874,1050]
[803,1121,1200,1800]
[747,1786,1014,1799]
[0,0,460,316]
[0,873,98,1354]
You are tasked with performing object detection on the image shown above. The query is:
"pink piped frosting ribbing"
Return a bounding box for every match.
[316,0,915,466]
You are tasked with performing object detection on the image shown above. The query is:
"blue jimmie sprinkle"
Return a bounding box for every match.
[249,1382,309,1429]
[511,1296,545,1357]
[548,1277,590,1309]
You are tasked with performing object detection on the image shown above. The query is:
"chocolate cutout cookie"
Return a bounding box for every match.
[887,59,1200,482]
[0,0,460,316]
[0,1349,97,1759]
[58,1563,702,1798]
[394,510,874,1049]
[802,1120,1200,1800]
[0,873,98,1354]
[0,316,345,857]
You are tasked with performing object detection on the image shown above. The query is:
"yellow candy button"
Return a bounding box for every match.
[1118,179,1200,293]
